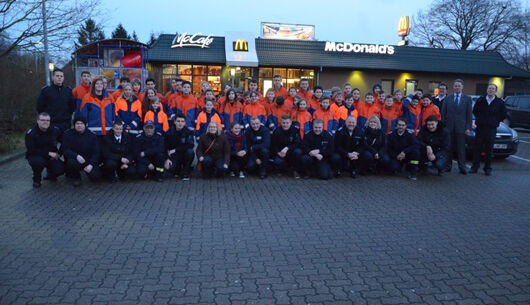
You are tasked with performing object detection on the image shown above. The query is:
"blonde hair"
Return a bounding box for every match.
[367,115,381,130]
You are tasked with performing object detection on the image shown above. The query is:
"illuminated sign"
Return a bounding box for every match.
[261,22,315,40]
[171,32,214,48]
[324,42,395,55]
[398,16,411,37]
[233,39,248,51]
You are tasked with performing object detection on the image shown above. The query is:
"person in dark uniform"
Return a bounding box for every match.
[387,118,420,180]
[134,120,165,182]
[417,115,451,176]
[470,84,507,176]
[271,114,303,178]
[36,69,75,135]
[333,115,364,178]
[101,120,136,182]
[243,116,271,179]
[301,119,335,180]
[25,112,64,187]
[164,113,195,181]
[62,115,102,186]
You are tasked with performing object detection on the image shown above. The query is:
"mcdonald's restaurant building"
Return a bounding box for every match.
[147,31,530,98]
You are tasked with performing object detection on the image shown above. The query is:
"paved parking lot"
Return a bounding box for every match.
[0,142,529,305]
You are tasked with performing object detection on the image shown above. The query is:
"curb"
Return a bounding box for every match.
[0,149,25,166]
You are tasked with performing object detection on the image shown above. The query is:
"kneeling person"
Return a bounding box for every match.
[244,116,271,179]
[62,115,102,186]
[164,113,195,180]
[417,115,450,175]
[25,112,64,187]
[301,119,335,179]
[271,114,302,177]
[101,120,136,181]
[333,115,364,178]
[387,118,420,180]
[196,122,230,178]
[134,120,165,182]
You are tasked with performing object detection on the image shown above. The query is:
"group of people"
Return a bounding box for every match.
[28,69,507,187]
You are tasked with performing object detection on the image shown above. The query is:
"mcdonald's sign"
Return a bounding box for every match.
[233,39,248,52]
[398,16,411,37]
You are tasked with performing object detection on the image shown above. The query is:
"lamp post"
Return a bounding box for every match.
[42,1,51,86]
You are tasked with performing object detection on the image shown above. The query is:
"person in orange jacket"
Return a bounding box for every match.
[142,88,168,120]
[243,91,267,128]
[372,83,382,105]
[248,78,264,102]
[115,83,143,135]
[110,76,130,102]
[297,78,313,102]
[337,93,359,129]
[330,91,344,117]
[285,87,298,110]
[260,88,275,117]
[357,93,381,128]
[313,96,338,135]
[73,70,91,115]
[272,74,289,98]
[79,76,115,136]
[165,77,182,102]
[380,95,402,134]
[352,88,362,110]
[376,90,386,110]
[132,79,143,99]
[343,83,353,97]
[309,86,323,114]
[291,99,313,139]
[196,99,222,139]
[392,89,408,113]
[420,94,441,127]
[220,89,244,129]
[267,96,291,131]
[402,95,422,135]
[198,89,216,110]
[174,81,199,129]
[144,97,169,133]
[216,84,232,109]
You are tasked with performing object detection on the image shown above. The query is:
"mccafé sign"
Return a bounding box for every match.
[233,39,248,52]
[171,32,214,48]
[324,41,395,55]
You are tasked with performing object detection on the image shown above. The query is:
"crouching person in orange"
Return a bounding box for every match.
[25,112,64,188]
[164,114,195,181]
[301,119,335,180]
[101,120,136,182]
[144,97,169,134]
[134,121,165,182]
[62,115,102,186]
[196,122,231,179]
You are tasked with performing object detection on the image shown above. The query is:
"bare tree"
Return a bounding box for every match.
[409,0,528,70]
[0,0,101,63]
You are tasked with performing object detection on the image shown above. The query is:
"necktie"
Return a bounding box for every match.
[455,94,460,106]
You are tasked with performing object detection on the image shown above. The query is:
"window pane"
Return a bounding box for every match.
[162,75,173,94]
[286,78,299,89]
[381,80,394,96]
[259,68,273,78]
[287,69,299,79]
[299,69,314,78]
[208,76,221,95]
[428,81,440,95]
[273,68,286,78]
[208,65,222,76]
[178,65,192,75]
[193,76,207,95]
[193,65,207,75]
[180,75,191,81]
[162,64,176,75]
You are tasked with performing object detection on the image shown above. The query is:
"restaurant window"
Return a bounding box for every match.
[428,81,440,95]
[381,79,394,96]
[258,67,315,96]
[405,79,417,96]
[162,64,222,96]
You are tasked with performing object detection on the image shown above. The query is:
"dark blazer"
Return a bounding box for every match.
[441,93,472,134]
[473,96,507,129]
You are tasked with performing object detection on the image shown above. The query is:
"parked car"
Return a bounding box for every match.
[504,95,530,129]
[465,100,519,158]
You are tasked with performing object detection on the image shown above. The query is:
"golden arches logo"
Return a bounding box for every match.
[398,16,410,37]
[233,39,248,51]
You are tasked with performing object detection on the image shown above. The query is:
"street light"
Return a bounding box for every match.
[48,62,55,71]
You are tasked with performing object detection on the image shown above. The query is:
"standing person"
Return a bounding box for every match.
[73,71,91,114]
[420,94,441,127]
[134,121,165,182]
[248,78,264,101]
[297,78,313,102]
[380,95,401,134]
[243,117,271,179]
[165,77,181,102]
[417,115,450,176]
[393,89,408,111]
[376,90,386,110]
[198,89,216,110]
[402,95,422,136]
[268,96,291,131]
[144,78,165,104]
[357,93,380,128]
[352,88,362,110]
[62,115,102,186]
[372,83,382,104]
[25,112,64,187]
[220,89,244,129]
[175,81,199,129]
[272,74,289,98]
[291,99,312,139]
[36,69,75,134]
[271,114,303,178]
[195,100,222,138]
[337,93,359,129]
[196,122,230,178]
[343,83,353,96]
[226,122,247,178]
[313,96,338,135]
[433,83,448,110]
[115,83,143,135]
[164,113,195,180]
[79,76,115,136]
[285,87,298,110]
[243,91,267,127]
[441,79,472,174]
[309,86,324,114]
[101,120,136,182]
[132,79,143,98]
[470,84,507,176]
[387,118,420,180]
[300,119,335,179]
[362,116,390,173]
[143,97,169,133]
[110,76,131,102]
[333,115,365,178]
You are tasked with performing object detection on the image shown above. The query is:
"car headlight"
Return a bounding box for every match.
[511,129,518,141]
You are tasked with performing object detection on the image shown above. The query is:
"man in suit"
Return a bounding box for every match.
[470,84,507,176]
[441,79,472,174]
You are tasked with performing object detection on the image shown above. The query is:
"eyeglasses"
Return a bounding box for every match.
[38,119,50,122]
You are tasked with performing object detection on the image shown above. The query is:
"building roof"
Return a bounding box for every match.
[73,39,148,55]
[149,34,226,64]
[256,38,530,78]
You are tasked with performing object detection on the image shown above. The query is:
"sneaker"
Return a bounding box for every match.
[239,171,245,178]
[293,171,301,179]
[182,176,190,181]
[229,171,235,177]
[408,173,417,181]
